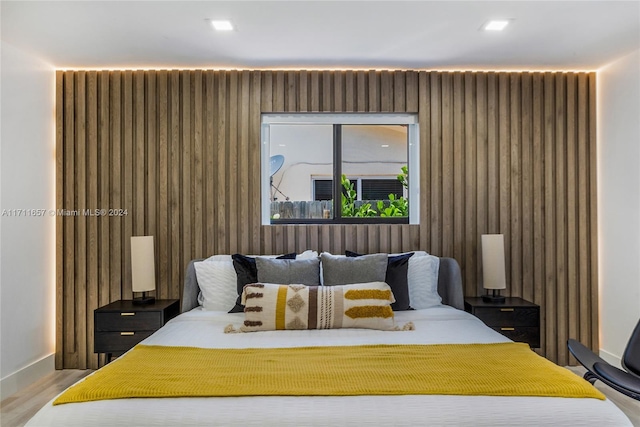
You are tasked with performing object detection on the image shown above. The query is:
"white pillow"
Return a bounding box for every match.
[194,260,239,311]
[203,254,232,262]
[406,252,441,309]
[297,250,319,260]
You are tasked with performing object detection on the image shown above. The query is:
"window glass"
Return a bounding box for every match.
[269,125,333,220]
[342,125,408,218]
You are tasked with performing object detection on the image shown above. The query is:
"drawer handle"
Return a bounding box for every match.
[501,327,515,331]
[120,332,135,336]
[121,312,135,316]
[500,308,514,312]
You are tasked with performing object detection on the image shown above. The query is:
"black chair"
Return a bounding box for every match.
[568,319,640,401]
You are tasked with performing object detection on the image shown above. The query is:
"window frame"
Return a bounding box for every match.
[261,113,419,225]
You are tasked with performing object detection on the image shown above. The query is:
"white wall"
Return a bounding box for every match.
[598,49,640,366]
[0,41,56,399]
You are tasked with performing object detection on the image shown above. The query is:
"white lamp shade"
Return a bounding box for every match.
[131,236,156,293]
[481,234,506,290]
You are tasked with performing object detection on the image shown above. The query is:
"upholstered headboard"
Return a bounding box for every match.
[181,256,464,313]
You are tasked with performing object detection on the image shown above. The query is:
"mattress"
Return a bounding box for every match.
[27,306,631,426]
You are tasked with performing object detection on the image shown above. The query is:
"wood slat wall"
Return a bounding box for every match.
[56,70,597,368]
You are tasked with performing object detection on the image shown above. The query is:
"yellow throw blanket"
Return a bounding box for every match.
[54,342,604,405]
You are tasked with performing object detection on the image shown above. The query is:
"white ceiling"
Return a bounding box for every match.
[1,1,639,71]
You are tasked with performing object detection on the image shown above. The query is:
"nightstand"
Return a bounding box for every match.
[94,299,180,363]
[464,297,540,348]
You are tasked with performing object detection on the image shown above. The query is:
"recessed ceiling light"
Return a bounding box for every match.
[381,144,390,148]
[484,20,510,31]
[211,20,234,31]
[278,144,286,147]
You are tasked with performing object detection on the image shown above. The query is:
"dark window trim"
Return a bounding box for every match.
[271,217,409,225]
[333,124,343,221]
[267,119,411,225]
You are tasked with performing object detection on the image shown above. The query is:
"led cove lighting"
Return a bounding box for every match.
[484,20,509,31]
[211,20,234,31]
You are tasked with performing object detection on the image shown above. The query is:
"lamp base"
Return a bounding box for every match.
[482,293,506,303]
[132,294,155,305]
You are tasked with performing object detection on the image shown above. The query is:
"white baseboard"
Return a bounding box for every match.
[0,353,54,401]
[599,348,622,368]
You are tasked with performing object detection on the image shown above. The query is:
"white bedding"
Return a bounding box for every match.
[27,306,631,426]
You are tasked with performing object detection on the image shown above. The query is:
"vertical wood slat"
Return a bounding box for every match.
[463,73,477,298]
[228,71,239,254]
[134,72,145,238]
[63,71,76,368]
[484,73,497,233]
[86,71,99,369]
[480,73,490,293]
[588,74,599,353]
[498,73,511,295]
[57,70,597,367]
[204,71,216,256]
[418,71,430,252]
[441,73,453,257]
[122,71,133,301]
[169,70,180,299]
[531,72,545,334]
[75,71,87,370]
[543,73,557,363]
[249,71,262,254]
[430,73,442,256]
[157,70,169,299]
[217,71,228,253]
[452,72,464,271]
[181,71,192,293]
[239,71,250,252]
[146,71,157,243]
[520,73,534,304]
[98,71,111,369]
[193,71,203,259]
[555,73,568,365]
[566,72,579,360]
[55,72,64,369]
[510,74,522,300]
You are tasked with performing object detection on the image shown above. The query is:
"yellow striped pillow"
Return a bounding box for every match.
[240,282,397,332]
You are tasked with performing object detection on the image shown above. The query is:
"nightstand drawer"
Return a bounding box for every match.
[95,311,163,332]
[491,326,540,348]
[464,297,540,348]
[473,307,539,327]
[94,299,180,365]
[94,330,155,353]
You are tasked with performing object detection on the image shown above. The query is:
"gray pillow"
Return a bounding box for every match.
[321,252,388,286]
[256,257,320,286]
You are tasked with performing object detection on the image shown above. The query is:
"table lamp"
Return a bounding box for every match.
[131,236,156,305]
[481,234,506,303]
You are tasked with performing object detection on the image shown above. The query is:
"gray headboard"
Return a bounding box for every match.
[181,256,464,313]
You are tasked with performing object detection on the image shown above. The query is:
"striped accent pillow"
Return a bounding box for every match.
[240,282,397,332]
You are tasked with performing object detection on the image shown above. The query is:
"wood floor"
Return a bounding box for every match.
[1,367,639,426]
[0,369,91,427]
[566,366,640,426]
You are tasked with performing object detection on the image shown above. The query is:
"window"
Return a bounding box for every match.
[261,113,419,224]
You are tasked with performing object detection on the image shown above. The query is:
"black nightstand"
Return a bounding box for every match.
[464,297,540,348]
[94,299,180,363]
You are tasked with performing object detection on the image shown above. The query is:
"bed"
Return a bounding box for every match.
[28,254,631,426]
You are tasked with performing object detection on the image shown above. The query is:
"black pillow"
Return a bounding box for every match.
[229,253,296,313]
[345,250,414,311]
